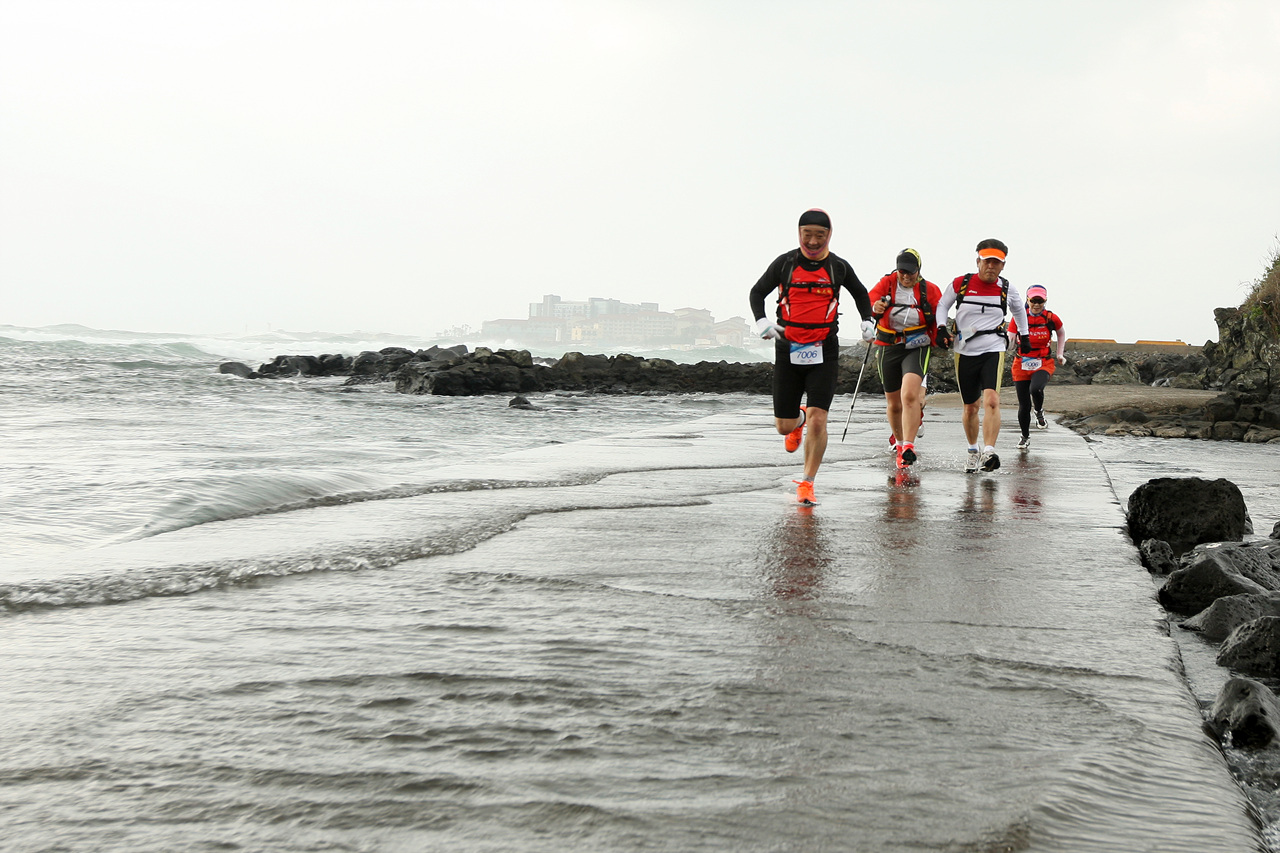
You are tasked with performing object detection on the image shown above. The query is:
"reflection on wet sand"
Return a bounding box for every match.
[1009,453,1046,519]
[758,508,834,601]
[959,475,999,520]
[869,473,927,575]
[884,476,921,524]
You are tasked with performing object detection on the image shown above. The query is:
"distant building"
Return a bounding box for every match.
[483,294,748,348]
[596,310,677,343]
[530,294,659,320]
[710,317,750,348]
[480,316,567,342]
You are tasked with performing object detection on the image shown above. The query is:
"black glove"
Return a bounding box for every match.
[934,325,953,350]
[1018,334,1032,355]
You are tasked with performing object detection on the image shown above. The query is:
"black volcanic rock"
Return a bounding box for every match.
[219,361,258,379]
[1128,477,1252,557]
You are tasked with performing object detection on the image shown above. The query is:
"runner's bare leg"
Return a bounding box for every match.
[802,407,829,479]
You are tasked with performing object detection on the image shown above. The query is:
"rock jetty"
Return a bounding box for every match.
[1130,476,1280,758]
[220,342,1201,397]
[1132,475,1280,681]
[217,302,1279,441]
[1059,306,1280,443]
[224,345,784,396]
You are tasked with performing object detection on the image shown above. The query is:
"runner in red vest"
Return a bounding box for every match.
[749,209,874,505]
[867,248,943,470]
[1007,284,1067,451]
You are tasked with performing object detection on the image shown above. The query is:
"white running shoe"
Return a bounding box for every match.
[1034,408,1047,429]
[981,450,1001,471]
[965,449,980,473]
[1017,434,1031,452]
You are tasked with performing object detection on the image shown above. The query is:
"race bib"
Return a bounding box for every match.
[789,342,823,366]
[903,326,930,350]
[1020,357,1043,371]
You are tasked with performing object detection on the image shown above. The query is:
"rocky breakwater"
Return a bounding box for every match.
[221,341,1210,400]
[1061,306,1280,443]
[396,348,783,395]
[1129,477,1280,749]
[1128,474,1280,838]
[221,345,788,395]
[216,314,1278,428]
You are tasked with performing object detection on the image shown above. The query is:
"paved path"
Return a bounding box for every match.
[419,401,1262,851]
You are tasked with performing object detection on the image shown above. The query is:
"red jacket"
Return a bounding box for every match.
[1008,310,1062,360]
[867,273,944,346]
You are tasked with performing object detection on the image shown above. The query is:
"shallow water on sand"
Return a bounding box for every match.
[1,332,1275,851]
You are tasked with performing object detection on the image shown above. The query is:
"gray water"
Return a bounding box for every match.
[1,328,1276,851]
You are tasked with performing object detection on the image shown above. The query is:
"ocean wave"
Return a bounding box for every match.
[110,472,610,543]
[0,514,519,614]
[0,480,712,614]
[0,332,219,367]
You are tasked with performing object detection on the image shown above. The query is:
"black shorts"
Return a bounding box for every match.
[772,334,840,418]
[954,351,1005,405]
[875,343,929,394]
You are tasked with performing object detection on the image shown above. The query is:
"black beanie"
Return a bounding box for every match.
[798,209,831,230]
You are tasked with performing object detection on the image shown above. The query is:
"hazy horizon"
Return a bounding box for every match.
[3,1,1278,346]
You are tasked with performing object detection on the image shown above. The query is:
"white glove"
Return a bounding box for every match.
[860,319,876,342]
[753,317,785,340]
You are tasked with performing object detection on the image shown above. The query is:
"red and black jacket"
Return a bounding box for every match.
[749,250,872,344]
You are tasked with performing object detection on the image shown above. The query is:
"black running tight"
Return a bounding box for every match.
[1015,372,1052,436]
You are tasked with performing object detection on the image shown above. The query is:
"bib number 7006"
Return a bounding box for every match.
[789,342,823,366]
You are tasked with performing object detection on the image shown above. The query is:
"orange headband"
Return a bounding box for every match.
[977,248,1007,262]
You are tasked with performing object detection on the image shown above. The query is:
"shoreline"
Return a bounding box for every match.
[922,385,1220,417]
[225,339,1278,443]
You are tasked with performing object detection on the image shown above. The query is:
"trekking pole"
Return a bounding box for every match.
[840,342,871,442]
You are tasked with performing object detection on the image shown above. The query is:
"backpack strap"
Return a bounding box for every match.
[777,255,796,300]
[775,254,796,320]
[919,279,935,328]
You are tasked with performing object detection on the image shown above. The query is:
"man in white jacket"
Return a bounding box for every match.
[935,238,1030,473]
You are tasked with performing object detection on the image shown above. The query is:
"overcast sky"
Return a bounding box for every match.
[2,0,1278,345]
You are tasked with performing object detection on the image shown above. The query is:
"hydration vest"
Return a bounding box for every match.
[875,277,936,344]
[953,273,1010,341]
[777,257,840,344]
[1022,310,1061,359]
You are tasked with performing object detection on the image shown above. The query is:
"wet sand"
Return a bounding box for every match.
[924,384,1219,417]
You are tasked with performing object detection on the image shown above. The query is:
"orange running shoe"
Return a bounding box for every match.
[784,406,807,453]
[794,479,817,505]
